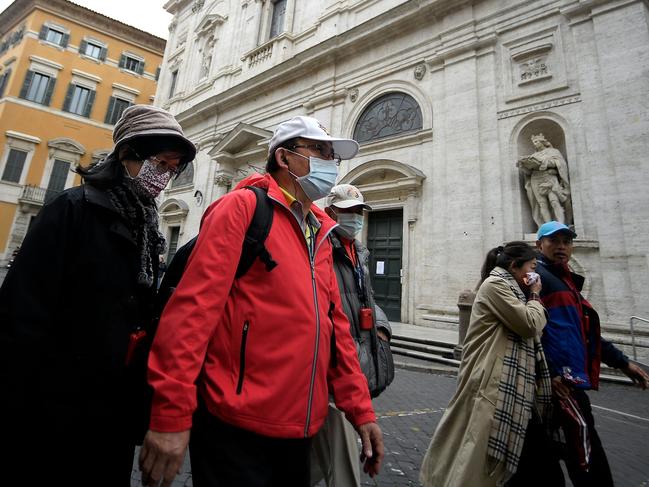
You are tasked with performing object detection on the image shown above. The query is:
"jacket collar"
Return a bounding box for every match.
[238,173,338,236]
[84,184,118,213]
[537,253,585,291]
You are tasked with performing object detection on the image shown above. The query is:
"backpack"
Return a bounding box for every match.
[155,186,277,319]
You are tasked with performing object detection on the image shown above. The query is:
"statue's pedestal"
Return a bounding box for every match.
[454,289,476,360]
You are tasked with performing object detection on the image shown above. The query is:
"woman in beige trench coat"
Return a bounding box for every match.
[420,242,554,487]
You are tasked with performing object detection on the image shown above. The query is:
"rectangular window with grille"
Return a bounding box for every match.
[1,148,27,183]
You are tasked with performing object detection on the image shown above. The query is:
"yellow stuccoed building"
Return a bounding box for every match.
[0,0,165,273]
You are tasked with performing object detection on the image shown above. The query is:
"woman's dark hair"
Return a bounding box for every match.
[480,241,536,283]
[265,137,299,173]
[75,135,191,188]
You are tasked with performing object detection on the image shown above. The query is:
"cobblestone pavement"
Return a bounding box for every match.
[132,368,649,486]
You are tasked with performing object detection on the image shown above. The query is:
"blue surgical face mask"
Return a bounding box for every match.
[286,151,338,201]
[336,212,364,239]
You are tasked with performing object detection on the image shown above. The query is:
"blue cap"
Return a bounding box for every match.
[537,221,577,240]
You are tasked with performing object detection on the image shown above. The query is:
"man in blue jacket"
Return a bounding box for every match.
[535,221,648,486]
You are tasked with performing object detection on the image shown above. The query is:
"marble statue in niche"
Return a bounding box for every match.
[517,133,572,227]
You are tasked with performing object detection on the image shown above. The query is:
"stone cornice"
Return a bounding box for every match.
[175,0,462,126]
[0,0,165,53]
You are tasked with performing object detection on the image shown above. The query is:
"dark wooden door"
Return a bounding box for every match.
[367,209,403,321]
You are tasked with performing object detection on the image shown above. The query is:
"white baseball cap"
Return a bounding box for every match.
[327,184,372,210]
[268,116,359,160]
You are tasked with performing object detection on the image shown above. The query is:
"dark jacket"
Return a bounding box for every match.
[330,231,393,397]
[536,255,628,390]
[0,185,157,440]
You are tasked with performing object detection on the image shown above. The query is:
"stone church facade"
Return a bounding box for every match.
[157,0,649,331]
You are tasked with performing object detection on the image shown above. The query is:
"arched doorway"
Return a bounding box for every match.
[339,160,425,323]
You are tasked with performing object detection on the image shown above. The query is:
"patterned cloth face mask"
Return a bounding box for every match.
[127,157,176,198]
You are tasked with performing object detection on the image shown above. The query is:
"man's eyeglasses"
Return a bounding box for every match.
[291,144,341,165]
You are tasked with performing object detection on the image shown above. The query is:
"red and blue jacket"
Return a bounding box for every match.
[537,255,628,390]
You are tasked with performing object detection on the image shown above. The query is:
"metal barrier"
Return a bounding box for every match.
[629,316,649,361]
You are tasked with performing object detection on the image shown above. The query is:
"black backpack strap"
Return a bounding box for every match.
[235,185,277,278]
[154,235,198,320]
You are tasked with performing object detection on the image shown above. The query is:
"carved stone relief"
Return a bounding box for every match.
[353,92,423,144]
[413,64,426,81]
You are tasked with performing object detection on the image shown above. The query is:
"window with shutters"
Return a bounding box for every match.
[105,97,131,125]
[39,25,69,48]
[85,42,101,59]
[44,159,70,203]
[269,0,287,39]
[1,149,27,183]
[0,69,11,97]
[120,53,145,74]
[21,71,54,105]
[79,39,107,61]
[63,84,95,117]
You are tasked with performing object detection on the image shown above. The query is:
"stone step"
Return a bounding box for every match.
[390,328,646,386]
[390,338,455,358]
[390,345,461,367]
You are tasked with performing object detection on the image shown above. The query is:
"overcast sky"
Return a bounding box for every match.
[0,0,173,39]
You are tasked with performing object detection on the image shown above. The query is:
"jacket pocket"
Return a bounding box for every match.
[236,321,249,395]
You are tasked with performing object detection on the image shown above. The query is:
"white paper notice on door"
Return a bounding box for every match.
[376,261,385,275]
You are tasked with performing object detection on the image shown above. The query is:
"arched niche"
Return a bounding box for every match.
[515,117,574,234]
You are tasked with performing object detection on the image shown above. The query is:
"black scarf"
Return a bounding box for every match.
[106,180,166,287]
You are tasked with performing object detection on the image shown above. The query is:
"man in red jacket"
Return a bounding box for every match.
[139,116,384,487]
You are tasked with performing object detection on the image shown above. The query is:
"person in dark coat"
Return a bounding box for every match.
[0,104,195,486]
[310,184,394,487]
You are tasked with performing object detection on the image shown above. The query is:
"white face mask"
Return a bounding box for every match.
[336,212,364,239]
[285,151,339,201]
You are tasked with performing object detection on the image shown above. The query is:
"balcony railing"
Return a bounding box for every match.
[19,185,60,206]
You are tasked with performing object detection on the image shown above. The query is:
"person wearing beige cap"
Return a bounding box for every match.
[0,104,195,486]
[310,184,394,487]
[139,116,384,487]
